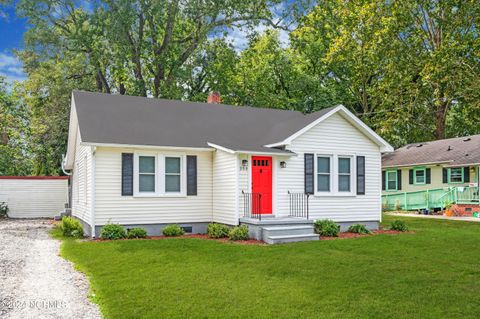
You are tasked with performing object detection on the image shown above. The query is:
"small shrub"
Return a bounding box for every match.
[127,228,148,239]
[228,225,249,241]
[162,224,185,237]
[100,223,127,240]
[314,219,339,237]
[390,220,408,232]
[347,224,371,234]
[0,202,8,218]
[60,216,84,238]
[207,223,230,238]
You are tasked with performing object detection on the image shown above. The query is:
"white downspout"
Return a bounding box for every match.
[90,146,96,238]
[61,154,72,176]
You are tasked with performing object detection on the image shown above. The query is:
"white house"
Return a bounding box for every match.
[64,91,393,243]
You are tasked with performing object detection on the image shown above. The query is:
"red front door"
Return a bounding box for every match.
[252,156,272,214]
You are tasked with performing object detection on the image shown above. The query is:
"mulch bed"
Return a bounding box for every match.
[92,230,413,244]
[320,229,414,240]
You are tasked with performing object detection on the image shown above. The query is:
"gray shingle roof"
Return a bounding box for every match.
[382,134,480,167]
[73,91,334,154]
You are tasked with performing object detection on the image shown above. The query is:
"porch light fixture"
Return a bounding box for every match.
[241,159,248,167]
[280,161,287,168]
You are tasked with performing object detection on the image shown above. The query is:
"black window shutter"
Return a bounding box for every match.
[426,168,431,184]
[409,169,414,184]
[382,171,386,191]
[356,156,365,195]
[397,170,402,190]
[464,167,470,183]
[187,155,197,196]
[442,168,448,183]
[304,153,314,194]
[121,153,134,196]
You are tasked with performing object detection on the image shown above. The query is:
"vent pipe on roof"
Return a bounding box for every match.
[447,146,452,151]
[207,91,221,104]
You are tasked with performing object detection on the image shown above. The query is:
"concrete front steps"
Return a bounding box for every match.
[239,217,319,244]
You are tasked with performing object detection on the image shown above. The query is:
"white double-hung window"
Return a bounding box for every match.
[165,157,181,193]
[338,157,352,192]
[138,156,156,193]
[317,156,331,192]
[316,154,355,195]
[134,153,185,196]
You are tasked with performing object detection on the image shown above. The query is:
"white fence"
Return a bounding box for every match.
[0,177,69,218]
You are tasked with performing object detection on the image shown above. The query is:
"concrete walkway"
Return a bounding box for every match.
[387,212,480,223]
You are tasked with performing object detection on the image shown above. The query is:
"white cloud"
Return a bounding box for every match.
[223,23,290,52]
[0,53,26,84]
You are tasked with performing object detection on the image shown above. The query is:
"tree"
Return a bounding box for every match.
[291,0,480,146]
[18,0,286,98]
[0,78,32,175]
[17,50,96,175]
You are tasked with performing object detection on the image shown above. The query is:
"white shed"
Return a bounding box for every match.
[0,177,69,218]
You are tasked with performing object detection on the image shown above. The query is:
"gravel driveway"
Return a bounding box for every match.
[0,219,101,319]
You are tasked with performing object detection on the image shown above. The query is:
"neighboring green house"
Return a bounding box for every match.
[381,135,480,211]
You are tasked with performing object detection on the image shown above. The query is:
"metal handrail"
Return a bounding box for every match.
[242,190,262,220]
[288,191,310,219]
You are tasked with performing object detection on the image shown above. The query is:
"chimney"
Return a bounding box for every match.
[207,91,221,104]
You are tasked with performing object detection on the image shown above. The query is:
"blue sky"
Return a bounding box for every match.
[0,3,28,83]
[0,1,292,85]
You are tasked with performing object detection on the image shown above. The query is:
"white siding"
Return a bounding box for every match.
[237,154,249,218]
[277,112,382,222]
[71,128,93,225]
[94,147,213,225]
[212,149,238,225]
[0,178,68,218]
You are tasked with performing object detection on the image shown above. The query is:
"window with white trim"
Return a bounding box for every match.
[165,157,181,193]
[134,153,185,196]
[138,155,156,193]
[338,157,351,192]
[317,156,331,192]
[315,154,355,195]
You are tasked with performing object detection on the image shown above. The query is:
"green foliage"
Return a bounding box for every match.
[0,202,9,218]
[314,219,340,237]
[0,77,32,175]
[100,223,127,240]
[127,228,148,239]
[207,223,230,239]
[347,224,372,235]
[390,220,408,232]
[162,224,185,237]
[3,0,479,176]
[60,216,84,238]
[228,225,249,241]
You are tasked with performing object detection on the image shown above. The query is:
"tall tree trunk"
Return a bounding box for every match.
[434,101,447,139]
[434,88,448,140]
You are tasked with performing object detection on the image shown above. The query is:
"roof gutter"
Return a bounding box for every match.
[382,160,453,168]
[81,142,214,152]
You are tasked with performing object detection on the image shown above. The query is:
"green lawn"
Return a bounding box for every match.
[58,215,480,319]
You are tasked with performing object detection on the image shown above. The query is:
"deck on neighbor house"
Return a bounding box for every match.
[382,186,479,211]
